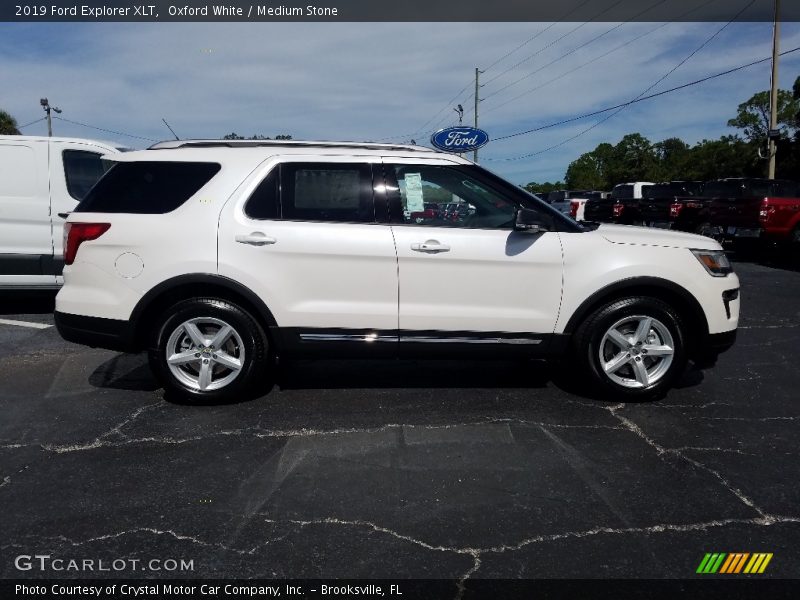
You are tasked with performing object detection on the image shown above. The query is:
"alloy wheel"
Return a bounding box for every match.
[165,317,245,392]
[598,315,675,389]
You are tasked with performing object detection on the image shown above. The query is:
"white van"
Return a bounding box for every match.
[0,136,118,289]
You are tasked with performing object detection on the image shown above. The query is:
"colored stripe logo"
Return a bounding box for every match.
[697,553,773,574]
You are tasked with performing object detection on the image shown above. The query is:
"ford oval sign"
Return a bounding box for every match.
[430,126,489,153]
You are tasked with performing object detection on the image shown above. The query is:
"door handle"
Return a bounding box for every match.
[235,232,277,246]
[411,240,450,253]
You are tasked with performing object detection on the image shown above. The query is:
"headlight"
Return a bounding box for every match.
[691,249,733,277]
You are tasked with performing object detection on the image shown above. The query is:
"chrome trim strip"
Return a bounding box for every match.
[400,336,542,345]
[299,333,396,343]
[299,333,543,345]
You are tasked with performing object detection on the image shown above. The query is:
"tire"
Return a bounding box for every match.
[148,297,269,404]
[572,296,688,401]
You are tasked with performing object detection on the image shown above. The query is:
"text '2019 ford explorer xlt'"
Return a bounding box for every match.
[54,140,739,403]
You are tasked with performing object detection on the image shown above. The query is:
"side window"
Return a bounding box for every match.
[244,167,279,219]
[749,181,770,197]
[385,164,517,229]
[75,162,221,214]
[281,163,374,223]
[63,150,114,201]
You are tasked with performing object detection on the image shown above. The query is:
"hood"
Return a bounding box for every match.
[597,224,720,250]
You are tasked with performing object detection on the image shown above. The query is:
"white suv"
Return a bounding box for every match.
[54,140,739,403]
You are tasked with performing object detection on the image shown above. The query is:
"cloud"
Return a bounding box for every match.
[1,19,798,184]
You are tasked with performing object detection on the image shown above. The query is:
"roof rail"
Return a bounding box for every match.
[148,139,435,152]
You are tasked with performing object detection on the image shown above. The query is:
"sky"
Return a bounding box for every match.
[1,14,799,185]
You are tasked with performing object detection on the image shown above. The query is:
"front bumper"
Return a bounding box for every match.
[54,311,138,352]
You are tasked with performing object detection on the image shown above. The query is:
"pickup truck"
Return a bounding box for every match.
[583,182,654,224]
[705,178,799,246]
[639,181,706,232]
[545,189,593,217]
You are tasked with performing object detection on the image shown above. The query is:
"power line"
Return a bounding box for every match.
[481,0,596,73]
[485,44,799,152]
[374,0,603,143]
[495,0,753,161]
[483,0,722,115]
[481,0,629,91]
[52,116,158,142]
[17,117,46,129]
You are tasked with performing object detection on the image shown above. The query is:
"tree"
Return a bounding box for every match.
[522,181,563,195]
[0,110,20,135]
[653,137,690,181]
[611,133,659,183]
[727,88,800,142]
[683,136,761,181]
[564,153,607,189]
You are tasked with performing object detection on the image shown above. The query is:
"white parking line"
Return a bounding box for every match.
[0,318,53,330]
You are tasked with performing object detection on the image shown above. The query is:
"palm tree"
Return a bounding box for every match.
[0,110,21,135]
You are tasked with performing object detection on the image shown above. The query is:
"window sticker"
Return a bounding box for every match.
[404,173,424,213]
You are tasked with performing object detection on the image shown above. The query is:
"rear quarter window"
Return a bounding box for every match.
[74,161,221,214]
[62,150,114,201]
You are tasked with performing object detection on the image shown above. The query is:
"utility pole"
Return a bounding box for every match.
[40,98,61,137]
[474,67,480,163]
[768,0,781,179]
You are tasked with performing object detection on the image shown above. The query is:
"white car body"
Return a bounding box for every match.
[0,135,117,289]
[54,140,739,401]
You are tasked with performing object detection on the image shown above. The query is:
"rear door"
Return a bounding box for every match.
[382,158,563,355]
[218,156,399,356]
[0,138,54,286]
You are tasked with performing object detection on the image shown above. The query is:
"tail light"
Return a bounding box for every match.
[759,199,775,224]
[64,223,111,265]
[570,200,579,218]
[612,203,624,218]
[670,202,683,218]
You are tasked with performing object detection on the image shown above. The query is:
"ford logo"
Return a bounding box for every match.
[430,126,489,153]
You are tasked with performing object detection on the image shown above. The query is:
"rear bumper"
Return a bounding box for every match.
[54,311,138,352]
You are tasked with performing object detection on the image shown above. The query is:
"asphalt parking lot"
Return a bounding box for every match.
[0,258,799,590]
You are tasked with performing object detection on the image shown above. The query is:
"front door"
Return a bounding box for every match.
[382,158,563,355]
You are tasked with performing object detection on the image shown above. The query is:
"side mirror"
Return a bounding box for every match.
[515,208,550,233]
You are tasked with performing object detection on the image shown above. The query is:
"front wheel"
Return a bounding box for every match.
[148,298,269,404]
[573,297,688,400]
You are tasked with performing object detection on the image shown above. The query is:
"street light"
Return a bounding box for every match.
[40,98,62,137]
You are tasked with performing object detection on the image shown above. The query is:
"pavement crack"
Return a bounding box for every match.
[0,475,10,488]
[36,417,623,453]
[51,528,254,555]
[40,401,163,454]
[606,404,768,519]
[669,446,756,456]
[456,553,482,600]
[262,516,481,556]
[652,401,733,409]
[479,515,799,554]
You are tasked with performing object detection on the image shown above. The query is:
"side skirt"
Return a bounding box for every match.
[275,327,569,359]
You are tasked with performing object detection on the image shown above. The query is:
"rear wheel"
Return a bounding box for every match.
[148,298,269,404]
[573,296,688,400]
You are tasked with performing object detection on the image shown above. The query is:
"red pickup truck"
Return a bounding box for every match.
[705,178,800,246]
